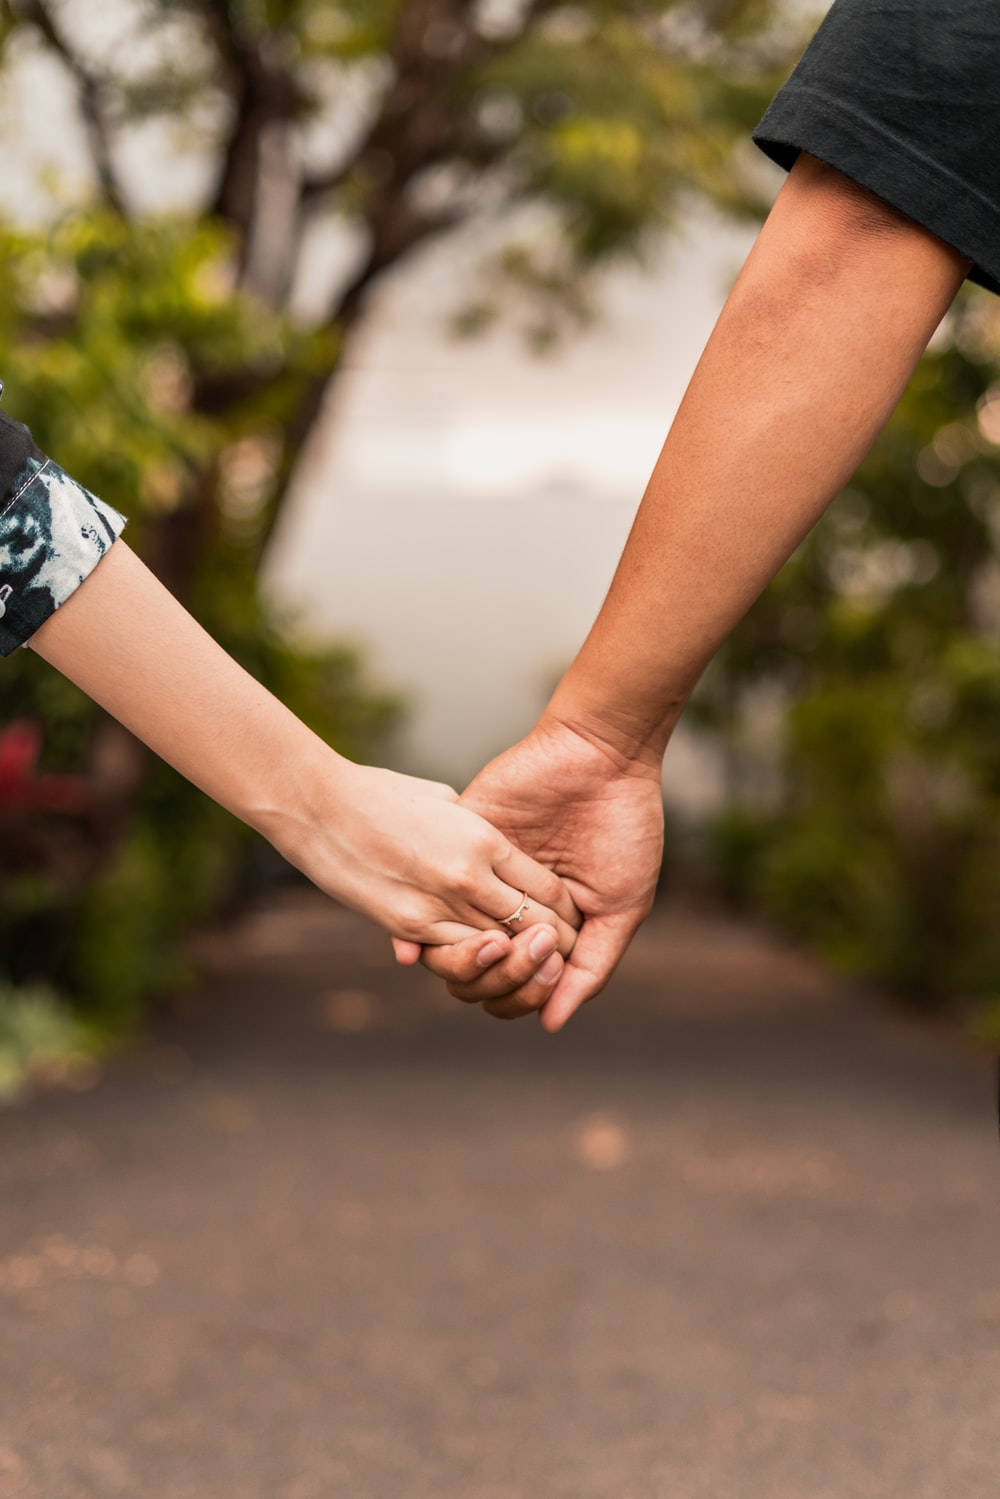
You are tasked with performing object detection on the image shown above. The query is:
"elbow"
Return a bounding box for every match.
[773,151,971,285]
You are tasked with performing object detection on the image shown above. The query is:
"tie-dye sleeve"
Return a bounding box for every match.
[0,409,126,657]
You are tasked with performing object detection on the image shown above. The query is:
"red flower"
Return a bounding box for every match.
[0,720,90,815]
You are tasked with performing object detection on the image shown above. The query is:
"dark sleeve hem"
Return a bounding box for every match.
[753,83,1000,297]
[0,461,127,657]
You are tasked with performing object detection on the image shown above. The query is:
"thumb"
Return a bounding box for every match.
[537,913,637,1033]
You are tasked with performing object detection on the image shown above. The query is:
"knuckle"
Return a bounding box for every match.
[474,823,503,857]
[447,983,479,1004]
[440,855,480,895]
[439,954,475,984]
[396,898,431,940]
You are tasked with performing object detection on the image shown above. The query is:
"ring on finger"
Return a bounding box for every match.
[499,891,530,936]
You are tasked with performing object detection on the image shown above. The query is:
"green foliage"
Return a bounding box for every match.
[0,0,795,1055]
[699,292,1000,1015]
[0,979,96,1103]
[30,1,796,343]
[474,10,781,250]
[0,213,334,531]
[0,211,399,1029]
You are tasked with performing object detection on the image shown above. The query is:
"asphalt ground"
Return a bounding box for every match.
[1,892,997,1499]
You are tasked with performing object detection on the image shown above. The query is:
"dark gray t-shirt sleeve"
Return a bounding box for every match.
[0,410,126,656]
[753,0,1000,295]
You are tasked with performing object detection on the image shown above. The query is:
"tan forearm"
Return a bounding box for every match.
[548,155,971,764]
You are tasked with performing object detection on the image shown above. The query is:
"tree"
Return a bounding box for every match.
[698,289,1000,1015]
[0,0,794,1038]
[2,0,792,563]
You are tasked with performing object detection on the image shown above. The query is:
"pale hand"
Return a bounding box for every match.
[271,761,581,952]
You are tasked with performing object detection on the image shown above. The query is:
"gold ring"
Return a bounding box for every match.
[500,892,530,934]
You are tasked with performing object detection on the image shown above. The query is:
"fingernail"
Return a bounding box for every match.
[477,940,505,968]
[529,928,558,962]
[537,953,562,984]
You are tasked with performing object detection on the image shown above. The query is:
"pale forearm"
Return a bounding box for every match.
[29,541,340,845]
[29,542,580,950]
[548,156,971,764]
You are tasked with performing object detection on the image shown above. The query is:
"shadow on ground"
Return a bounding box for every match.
[1,894,997,1499]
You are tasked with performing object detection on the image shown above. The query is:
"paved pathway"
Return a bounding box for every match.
[1,894,997,1499]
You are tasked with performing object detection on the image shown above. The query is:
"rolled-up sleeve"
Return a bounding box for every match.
[753,0,1000,297]
[0,410,126,657]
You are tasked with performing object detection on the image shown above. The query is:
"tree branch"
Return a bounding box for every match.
[17,0,126,212]
[299,0,555,206]
[189,0,308,282]
[303,3,449,191]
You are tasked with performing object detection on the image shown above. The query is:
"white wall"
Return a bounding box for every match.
[265,208,759,804]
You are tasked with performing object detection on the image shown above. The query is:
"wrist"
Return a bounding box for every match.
[532,706,668,781]
[540,685,681,776]
[242,727,355,867]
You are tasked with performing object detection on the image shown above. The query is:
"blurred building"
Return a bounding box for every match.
[265,206,758,802]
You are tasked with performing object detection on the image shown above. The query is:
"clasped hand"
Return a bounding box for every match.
[292,721,664,1031]
[392,717,665,1031]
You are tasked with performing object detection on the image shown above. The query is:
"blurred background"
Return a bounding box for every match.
[1,4,999,1495]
